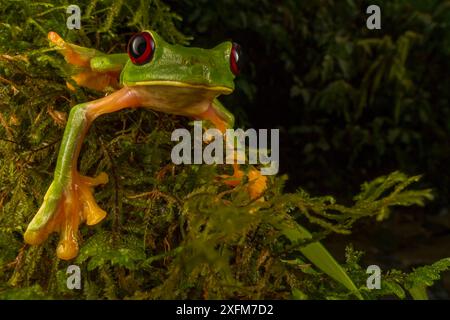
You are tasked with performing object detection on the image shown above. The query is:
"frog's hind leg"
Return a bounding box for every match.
[24,86,143,260]
[48,32,125,91]
[195,100,267,200]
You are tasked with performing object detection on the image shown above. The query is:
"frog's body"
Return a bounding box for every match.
[24,30,361,299]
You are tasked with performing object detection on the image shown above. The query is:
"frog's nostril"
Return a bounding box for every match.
[128,32,155,65]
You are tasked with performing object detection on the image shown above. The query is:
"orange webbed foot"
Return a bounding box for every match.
[247,168,268,200]
[219,164,267,200]
[24,172,109,260]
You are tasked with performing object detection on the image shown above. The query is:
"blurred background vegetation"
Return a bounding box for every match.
[0,0,449,299]
[171,0,450,297]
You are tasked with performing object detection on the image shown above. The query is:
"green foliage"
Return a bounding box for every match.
[405,258,450,299]
[343,246,450,300]
[0,0,448,300]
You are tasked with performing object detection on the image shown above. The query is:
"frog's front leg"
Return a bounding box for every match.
[24,87,142,260]
[48,32,128,92]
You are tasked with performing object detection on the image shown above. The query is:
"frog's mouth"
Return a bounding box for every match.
[125,80,233,95]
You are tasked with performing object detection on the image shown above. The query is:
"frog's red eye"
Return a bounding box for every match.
[230,42,243,76]
[127,32,155,65]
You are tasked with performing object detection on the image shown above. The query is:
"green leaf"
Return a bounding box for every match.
[281,222,362,299]
[409,286,428,300]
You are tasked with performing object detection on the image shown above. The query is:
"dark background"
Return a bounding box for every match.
[167,0,450,297]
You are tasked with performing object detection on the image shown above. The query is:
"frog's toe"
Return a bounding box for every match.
[247,168,268,200]
[48,31,95,67]
[218,165,267,200]
[24,172,109,260]
[77,173,109,226]
[48,32,119,91]
[24,180,65,245]
[48,31,66,51]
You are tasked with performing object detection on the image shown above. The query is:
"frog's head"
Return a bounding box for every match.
[120,30,242,96]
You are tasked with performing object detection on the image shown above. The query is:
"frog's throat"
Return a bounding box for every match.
[123,80,233,95]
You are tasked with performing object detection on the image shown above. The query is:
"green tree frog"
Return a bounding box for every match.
[22,31,362,299]
[24,30,267,260]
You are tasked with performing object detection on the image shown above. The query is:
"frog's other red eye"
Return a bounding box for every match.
[128,32,155,65]
[230,42,243,76]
